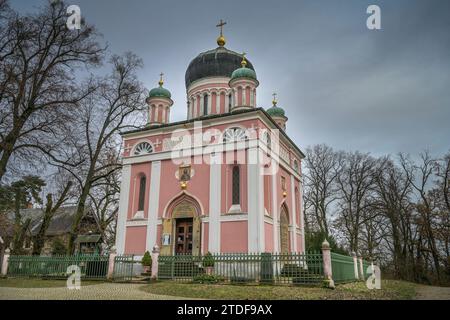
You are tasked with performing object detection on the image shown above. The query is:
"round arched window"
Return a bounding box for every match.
[223,127,249,143]
[134,142,153,156]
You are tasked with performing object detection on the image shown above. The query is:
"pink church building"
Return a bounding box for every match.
[115,26,305,257]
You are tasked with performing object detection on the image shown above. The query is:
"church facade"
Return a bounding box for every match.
[115,24,305,256]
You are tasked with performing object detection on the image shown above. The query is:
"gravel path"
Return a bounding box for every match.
[415,285,450,300]
[0,282,187,300]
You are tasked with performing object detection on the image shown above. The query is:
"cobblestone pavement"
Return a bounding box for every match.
[0,283,187,300]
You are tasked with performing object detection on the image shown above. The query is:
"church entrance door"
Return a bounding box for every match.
[175,218,193,254]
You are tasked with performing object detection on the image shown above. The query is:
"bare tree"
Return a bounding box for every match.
[303,144,342,236]
[46,53,147,253]
[335,151,377,252]
[0,0,104,181]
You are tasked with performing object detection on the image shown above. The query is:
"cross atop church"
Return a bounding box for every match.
[216,19,227,36]
[272,92,278,105]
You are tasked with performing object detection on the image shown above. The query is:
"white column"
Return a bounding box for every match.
[146,161,161,251]
[216,92,220,114]
[116,164,131,254]
[247,147,265,253]
[299,175,305,253]
[224,93,229,113]
[234,89,238,108]
[192,96,197,118]
[200,95,204,116]
[250,88,255,107]
[207,92,212,115]
[271,174,279,253]
[208,153,221,253]
[290,175,298,252]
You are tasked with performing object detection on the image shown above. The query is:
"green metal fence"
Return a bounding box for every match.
[158,252,324,285]
[112,255,137,282]
[7,254,109,279]
[330,252,356,283]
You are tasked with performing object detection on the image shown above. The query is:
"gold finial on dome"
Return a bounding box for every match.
[216,19,227,47]
[272,92,278,106]
[241,52,247,68]
[158,72,164,86]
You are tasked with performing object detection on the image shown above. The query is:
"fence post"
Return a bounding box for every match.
[107,246,117,280]
[1,248,10,276]
[358,255,364,280]
[151,245,160,280]
[321,240,335,289]
[352,251,359,280]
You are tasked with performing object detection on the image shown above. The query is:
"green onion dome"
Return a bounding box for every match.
[149,75,171,99]
[230,53,257,81]
[266,97,286,117]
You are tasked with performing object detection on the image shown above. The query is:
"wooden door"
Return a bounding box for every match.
[175,219,193,254]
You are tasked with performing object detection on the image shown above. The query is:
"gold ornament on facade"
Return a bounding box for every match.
[180,181,187,190]
[282,191,288,198]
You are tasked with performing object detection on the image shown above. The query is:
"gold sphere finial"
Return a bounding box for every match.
[158,72,164,86]
[241,52,247,68]
[272,92,278,106]
[216,19,227,47]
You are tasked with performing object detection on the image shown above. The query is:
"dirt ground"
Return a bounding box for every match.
[415,285,450,300]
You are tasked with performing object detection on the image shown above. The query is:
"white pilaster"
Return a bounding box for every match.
[215,92,220,114]
[247,148,265,253]
[208,153,221,253]
[299,175,305,253]
[225,93,229,113]
[146,161,161,251]
[272,174,279,253]
[200,95,204,116]
[192,96,197,118]
[290,174,298,252]
[207,93,212,115]
[116,164,131,254]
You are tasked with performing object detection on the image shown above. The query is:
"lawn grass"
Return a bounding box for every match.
[0,277,105,288]
[140,280,417,300]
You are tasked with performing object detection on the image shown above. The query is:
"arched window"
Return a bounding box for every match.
[232,166,240,205]
[134,142,153,156]
[138,175,146,211]
[203,95,208,116]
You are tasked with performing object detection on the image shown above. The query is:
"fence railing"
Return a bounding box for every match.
[158,251,324,285]
[112,254,137,282]
[7,254,109,279]
[330,252,356,283]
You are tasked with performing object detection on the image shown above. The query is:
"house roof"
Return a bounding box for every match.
[75,234,102,244]
[3,206,94,237]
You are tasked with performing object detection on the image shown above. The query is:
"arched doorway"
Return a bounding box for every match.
[162,194,202,255]
[279,204,290,253]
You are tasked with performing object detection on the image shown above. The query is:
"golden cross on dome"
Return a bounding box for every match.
[241,52,247,67]
[159,72,164,86]
[216,19,227,36]
[272,92,278,105]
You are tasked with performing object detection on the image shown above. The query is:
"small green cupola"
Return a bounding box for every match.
[266,93,288,130]
[149,73,172,99]
[146,73,174,126]
[230,53,257,81]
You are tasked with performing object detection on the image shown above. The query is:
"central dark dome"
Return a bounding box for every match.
[185,47,255,89]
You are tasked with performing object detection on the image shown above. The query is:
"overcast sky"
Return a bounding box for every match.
[11,0,450,158]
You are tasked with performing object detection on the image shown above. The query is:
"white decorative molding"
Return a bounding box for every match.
[290,175,298,252]
[115,164,131,254]
[227,204,242,214]
[146,161,161,251]
[126,220,148,227]
[133,211,144,220]
[209,153,221,253]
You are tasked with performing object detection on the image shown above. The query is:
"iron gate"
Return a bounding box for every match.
[113,255,135,282]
